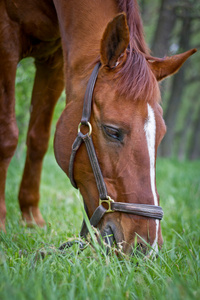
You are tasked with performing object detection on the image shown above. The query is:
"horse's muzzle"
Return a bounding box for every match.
[99,221,152,256]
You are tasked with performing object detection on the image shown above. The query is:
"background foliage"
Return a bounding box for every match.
[141,0,200,159]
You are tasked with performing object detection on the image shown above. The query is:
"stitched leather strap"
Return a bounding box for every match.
[111,202,163,220]
[69,132,108,199]
[80,205,107,237]
[69,62,102,188]
[81,62,101,124]
[69,133,83,188]
[82,134,108,199]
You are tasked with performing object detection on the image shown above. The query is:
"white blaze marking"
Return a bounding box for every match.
[144,104,159,254]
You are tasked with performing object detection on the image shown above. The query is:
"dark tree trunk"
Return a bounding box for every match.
[160,70,185,156]
[188,105,200,160]
[176,106,194,160]
[159,10,192,157]
[151,0,179,157]
[140,0,146,16]
[151,0,178,57]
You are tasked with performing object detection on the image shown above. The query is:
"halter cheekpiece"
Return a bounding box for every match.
[69,62,163,238]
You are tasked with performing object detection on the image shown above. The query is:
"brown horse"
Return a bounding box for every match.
[0,0,196,254]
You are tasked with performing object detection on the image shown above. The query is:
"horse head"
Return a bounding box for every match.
[54,13,196,255]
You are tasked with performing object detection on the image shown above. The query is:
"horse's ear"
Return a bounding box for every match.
[147,49,197,81]
[100,13,129,68]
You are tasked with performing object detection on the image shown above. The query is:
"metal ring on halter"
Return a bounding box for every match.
[78,122,92,136]
[99,196,114,213]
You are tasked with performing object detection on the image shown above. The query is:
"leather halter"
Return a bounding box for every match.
[69,62,163,238]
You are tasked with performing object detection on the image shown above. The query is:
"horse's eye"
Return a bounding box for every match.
[103,125,123,142]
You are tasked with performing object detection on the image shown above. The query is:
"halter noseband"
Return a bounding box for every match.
[69,62,163,238]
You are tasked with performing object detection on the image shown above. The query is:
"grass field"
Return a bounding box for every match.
[0,60,200,299]
[0,131,200,299]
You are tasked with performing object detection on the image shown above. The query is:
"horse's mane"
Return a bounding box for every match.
[118,0,149,55]
[116,0,160,102]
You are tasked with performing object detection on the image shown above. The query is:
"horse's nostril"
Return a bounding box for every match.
[101,226,115,248]
[137,243,146,253]
[131,242,147,256]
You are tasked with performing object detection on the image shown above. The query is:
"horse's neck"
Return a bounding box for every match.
[65,0,118,63]
[55,0,118,101]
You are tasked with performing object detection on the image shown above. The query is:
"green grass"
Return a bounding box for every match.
[1,145,200,299]
[0,59,200,299]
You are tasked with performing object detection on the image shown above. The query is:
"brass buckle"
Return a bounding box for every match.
[78,122,92,136]
[99,196,114,213]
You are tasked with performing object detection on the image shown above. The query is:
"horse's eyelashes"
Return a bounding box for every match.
[102,125,123,142]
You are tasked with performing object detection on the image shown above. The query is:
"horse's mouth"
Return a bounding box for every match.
[101,225,115,250]
[100,224,150,256]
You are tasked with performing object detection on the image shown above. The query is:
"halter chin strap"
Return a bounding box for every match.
[69,62,163,238]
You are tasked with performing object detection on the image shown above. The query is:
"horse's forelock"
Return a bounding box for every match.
[115,51,160,102]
